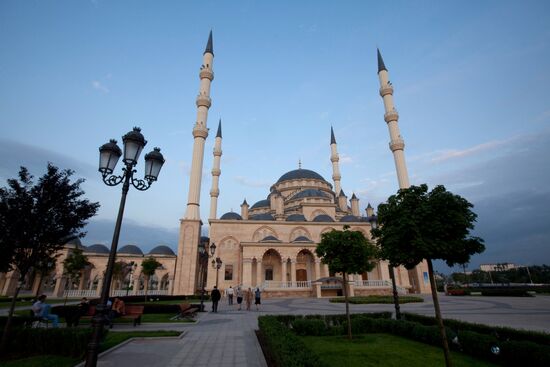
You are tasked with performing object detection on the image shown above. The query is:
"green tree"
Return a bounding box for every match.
[33,257,58,297]
[372,184,484,367]
[0,165,99,356]
[141,257,161,301]
[63,247,90,304]
[315,225,378,339]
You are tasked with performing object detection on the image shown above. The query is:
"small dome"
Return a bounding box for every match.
[276,169,327,183]
[261,235,280,242]
[148,245,176,256]
[250,199,270,209]
[66,237,82,247]
[292,236,313,243]
[340,215,360,222]
[290,189,330,200]
[312,214,335,222]
[118,244,144,255]
[286,214,307,222]
[249,213,275,221]
[220,212,243,220]
[86,244,110,254]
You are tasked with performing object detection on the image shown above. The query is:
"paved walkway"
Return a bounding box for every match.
[93,295,550,367]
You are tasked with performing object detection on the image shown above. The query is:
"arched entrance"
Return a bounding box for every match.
[296,249,315,282]
[260,249,282,286]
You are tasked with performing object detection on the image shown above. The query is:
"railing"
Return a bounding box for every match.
[62,289,170,298]
[63,289,98,298]
[354,280,408,294]
[263,281,312,289]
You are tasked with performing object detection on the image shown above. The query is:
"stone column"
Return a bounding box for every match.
[290,260,296,284]
[53,274,66,298]
[324,264,330,277]
[256,261,263,287]
[242,259,252,288]
[281,260,287,284]
[314,260,321,281]
[133,277,141,295]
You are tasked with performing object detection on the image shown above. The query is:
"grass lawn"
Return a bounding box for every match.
[0,301,34,309]
[300,334,496,367]
[329,295,424,304]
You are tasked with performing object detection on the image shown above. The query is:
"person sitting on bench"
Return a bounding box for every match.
[32,294,59,327]
[107,297,126,328]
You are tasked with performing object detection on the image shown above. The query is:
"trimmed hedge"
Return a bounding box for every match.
[402,313,550,345]
[258,316,328,367]
[52,302,200,316]
[3,328,93,359]
[273,312,392,328]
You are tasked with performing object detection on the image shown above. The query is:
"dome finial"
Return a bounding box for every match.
[298,158,302,169]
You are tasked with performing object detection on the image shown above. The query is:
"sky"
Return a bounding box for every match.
[1,0,549,273]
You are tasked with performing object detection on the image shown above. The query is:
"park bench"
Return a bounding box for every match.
[176,303,198,320]
[78,304,144,327]
[27,310,50,328]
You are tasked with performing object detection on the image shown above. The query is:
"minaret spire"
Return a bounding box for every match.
[184,31,215,220]
[204,30,214,56]
[209,118,222,220]
[330,126,342,196]
[377,48,409,189]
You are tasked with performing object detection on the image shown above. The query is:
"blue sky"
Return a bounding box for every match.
[1,0,549,273]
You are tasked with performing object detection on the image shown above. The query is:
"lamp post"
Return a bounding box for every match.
[197,242,218,311]
[212,257,223,287]
[369,215,401,320]
[85,127,165,367]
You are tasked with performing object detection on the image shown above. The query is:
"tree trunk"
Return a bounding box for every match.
[0,281,23,357]
[427,259,452,367]
[388,266,401,320]
[34,273,43,297]
[342,272,352,340]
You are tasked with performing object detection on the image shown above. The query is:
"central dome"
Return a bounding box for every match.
[276,169,327,183]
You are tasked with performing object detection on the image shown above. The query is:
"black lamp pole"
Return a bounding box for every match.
[213,257,222,288]
[85,127,164,367]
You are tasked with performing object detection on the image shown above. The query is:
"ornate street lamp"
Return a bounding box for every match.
[85,127,165,367]
[212,257,223,288]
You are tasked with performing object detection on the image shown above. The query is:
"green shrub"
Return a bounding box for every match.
[4,328,94,359]
[501,339,550,367]
[258,316,327,367]
[402,313,550,345]
[292,319,328,336]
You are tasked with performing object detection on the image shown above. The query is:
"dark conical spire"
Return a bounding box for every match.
[377,48,387,73]
[330,126,336,145]
[216,118,222,138]
[351,193,357,200]
[204,30,214,56]
[339,189,346,197]
[241,198,248,206]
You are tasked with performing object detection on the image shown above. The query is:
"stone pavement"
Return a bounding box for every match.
[90,295,550,367]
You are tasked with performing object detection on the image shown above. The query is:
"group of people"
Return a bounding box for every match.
[210,285,262,313]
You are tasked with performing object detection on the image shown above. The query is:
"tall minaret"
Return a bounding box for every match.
[209,119,222,220]
[185,31,215,220]
[330,126,342,195]
[377,49,410,189]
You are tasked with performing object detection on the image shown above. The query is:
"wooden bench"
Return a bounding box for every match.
[118,305,144,326]
[177,303,198,320]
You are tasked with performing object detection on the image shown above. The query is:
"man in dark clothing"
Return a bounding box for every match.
[211,286,221,313]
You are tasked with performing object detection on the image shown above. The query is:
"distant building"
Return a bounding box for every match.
[480,263,517,272]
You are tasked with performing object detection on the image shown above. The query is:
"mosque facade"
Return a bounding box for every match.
[0,32,431,298]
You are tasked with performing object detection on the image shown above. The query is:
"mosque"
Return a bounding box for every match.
[0,32,430,298]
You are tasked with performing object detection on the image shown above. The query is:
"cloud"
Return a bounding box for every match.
[234,176,271,188]
[339,153,353,164]
[91,80,109,93]
[0,139,96,180]
[429,137,514,163]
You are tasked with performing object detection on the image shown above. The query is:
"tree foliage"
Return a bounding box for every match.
[141,257,161,278]
[63,247,90,287]
[372,184,485,268]
[0,164,99,278]
[315,226,378,275]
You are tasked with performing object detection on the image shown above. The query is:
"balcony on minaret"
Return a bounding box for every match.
[210,188,219,197]
[384,109,399,123]
[196,94,212,108]
[211,168,221,177]
[379,84,394,97]
[199,67,214,81]
[389,138,405,152]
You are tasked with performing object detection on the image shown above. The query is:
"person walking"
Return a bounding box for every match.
[254,287,262,311]
[236,286,243,310]
[245,287,252,311]
[227,286,234,305]
[211,286,221,313]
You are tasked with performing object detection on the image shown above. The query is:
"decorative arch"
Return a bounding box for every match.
[295,249,315,282]
[310,209,328,221]
[320,226,337,237]
[289,227,313,242]
[252,226,278,242]
[260,249,283,283]
[217,236,239,254]
[159,273,170,290]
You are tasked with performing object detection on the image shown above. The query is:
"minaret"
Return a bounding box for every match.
[185,31,215,220]
[377,49,410,189]
[330,126,342,195]
[209,119,222,220]
[174,31,214,296]
[240,199,249,220]
[350,193,360,217]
